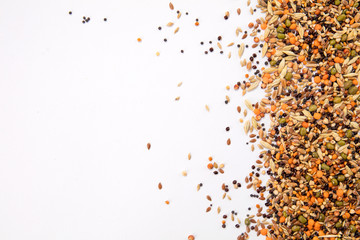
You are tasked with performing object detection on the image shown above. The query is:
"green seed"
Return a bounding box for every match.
[349,86,358,95]
[335,43,343,50]
[326,142,335,150]
[321,163,330,171]
[319,213,325,222]
[333,96,342,104]
[350,225,357,233]
[351,49,357,57]
[346,130,353,138]
[344,80,353,89]
[285,19,291,27]
[300,127,307,136]
[331,178,338,186]
[298,215,307,224]
[341,153,347,160]
[329,39,336,45]
[337,175,345,182]
[309,105,317,112]
[270,60,277,66]
[277,26,285,33]
[341,34,348,42]
[337,14,346,22]
[337,140,345,146]
[315,191,321,198]
[354,1,359,7]
[279,118,286,124]
[330,68,337,75]
[335,221,342,228]
[335,201,344,206]
[285,72,293,81]
[245,218,250,226]
[305,174,312,181]
[277,33,285,39]
[335,0,341,5]
[312,152,319,158]
[291,225,301,232]
[283,211,288,217]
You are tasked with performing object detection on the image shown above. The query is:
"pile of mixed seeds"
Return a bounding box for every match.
[238,0,360,239]
[153,0,360,239]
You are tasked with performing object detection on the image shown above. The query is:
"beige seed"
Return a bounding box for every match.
[182,171,187,176]
[245,100,254,111]
[238,43,245,58]
[175,96,180,101]
[177,12,181,19]
[156,52,160,56]
[205,105,210,112]
[217,42,223,50]
[188,153,191,160]
[177,82,182,87]
[174,27,179,34]
[166,22,174,27]
[213,162,218,169]
[217,206,221,214]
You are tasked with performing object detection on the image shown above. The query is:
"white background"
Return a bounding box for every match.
[0,0,267,239]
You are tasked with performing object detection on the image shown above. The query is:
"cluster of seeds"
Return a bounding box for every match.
[68,11,107,24]
[235,0,360,239]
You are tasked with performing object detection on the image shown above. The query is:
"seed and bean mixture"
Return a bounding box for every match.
[149,0,360,239]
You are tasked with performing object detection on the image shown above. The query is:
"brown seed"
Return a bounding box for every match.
[227,138,231,145]
[206,195,212,201]
[237,106,242,113]
[169,2,174,10]
[158,182,162,190]
[206,207,211,212]
[237,8,241,15]
[147,143,151,150]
